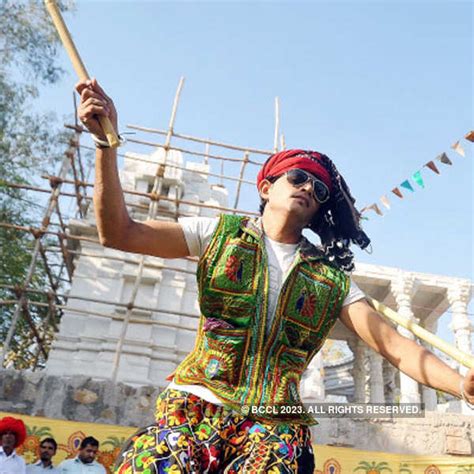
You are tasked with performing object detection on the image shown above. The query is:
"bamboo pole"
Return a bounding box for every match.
[53,194,75,280]
[233,152,250,210]
[125,153,255,185]
[368,296,474,369]
[0,284,199,320]
[66,142,84,218]
[126,137,263,165]
[65,124,258,164]
[43,247,197,275]
[32,294,55,371]
[63,123,267,165]
[1,179,260,217]
[274,97,280,153]
[44,0,119,147]
[0,134,79,365]
[0,300,198,332]
[126,124,272,155]
[110,78,185,383]
[0,222,101,245]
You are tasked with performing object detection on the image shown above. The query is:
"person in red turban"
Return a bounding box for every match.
[257,149,370,271]
[0,416,27,473]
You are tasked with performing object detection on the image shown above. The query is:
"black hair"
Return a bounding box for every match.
[259,151,370,272]
[40,437,57,451]
[80,436,99,449]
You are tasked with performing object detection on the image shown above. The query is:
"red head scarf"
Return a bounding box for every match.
[257,149,332,191]
[0,416,27,448]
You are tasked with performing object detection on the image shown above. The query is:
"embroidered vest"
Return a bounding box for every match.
[172,214,350,424]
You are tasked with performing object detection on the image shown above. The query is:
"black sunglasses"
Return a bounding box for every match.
[281,168,330,204]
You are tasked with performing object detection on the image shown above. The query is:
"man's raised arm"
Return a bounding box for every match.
[76,79,190,259]
[339,299,474,405]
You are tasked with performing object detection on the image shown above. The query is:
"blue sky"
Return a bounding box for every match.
[36,1,472,342]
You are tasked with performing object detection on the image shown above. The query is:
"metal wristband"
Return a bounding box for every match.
[460,379,474,409]
[91,133,126,149]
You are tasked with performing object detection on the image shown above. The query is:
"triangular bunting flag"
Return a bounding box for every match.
[465,130,474,142]
[372,204,383,216]
[392,187,403,199]
[400,180,414,192]
[437,152,452,165]
[425,161,440,174]
[380,195,391,209]
[361,204,383,216]
[451,140,465,157]
[412,171,424,188]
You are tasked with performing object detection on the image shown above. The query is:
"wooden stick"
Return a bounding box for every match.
[44,0,119,147]
[367,296,474,369]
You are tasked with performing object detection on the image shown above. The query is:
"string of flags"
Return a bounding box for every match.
[361,130,474,218]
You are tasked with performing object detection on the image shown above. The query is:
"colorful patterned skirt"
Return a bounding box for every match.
[115,388,315,473]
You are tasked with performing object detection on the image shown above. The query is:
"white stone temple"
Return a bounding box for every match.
[47,146,474,419]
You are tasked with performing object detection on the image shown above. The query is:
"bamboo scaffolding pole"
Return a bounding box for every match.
[111,78,185,383]
[0,222,101,246]
[0,184,254,219]
[90,187,259,217]
[173,184,180,222]
[32,295,54,371]
[64,123,268,167]
[38,240,61,294]
[128,137,263,165]
[0,300,198,332]
[55,231,73,283]
[1,180,80,199]
[53,194,69,237]
[3,176,260,217]
[19,299,48,359]
[274,97,280,153]
[233,152,250,210]
[64,124,262,165]
[368,297,474,369]
[124,153,256,186]
[42,247,197,275]
[0,223,90,245]
[126,124,273,156]
[53,196,75,280]
[66,142,85,218]
[0,283,199,320]
[0,133,80,365]
[46,154,256,186]
[44,0,119,147]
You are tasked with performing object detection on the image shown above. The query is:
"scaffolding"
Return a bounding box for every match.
[1,79,472,383]
[0,79,283,378]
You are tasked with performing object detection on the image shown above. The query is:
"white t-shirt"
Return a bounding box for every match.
[168,216,365,404]
[0,447,26,474]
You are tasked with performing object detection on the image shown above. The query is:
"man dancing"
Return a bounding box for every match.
[76,79,474,474]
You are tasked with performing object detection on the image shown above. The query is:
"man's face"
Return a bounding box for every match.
[1,430,16,450]
[260,171,321,225]
[39,442,56,462]
[78,444,98,464]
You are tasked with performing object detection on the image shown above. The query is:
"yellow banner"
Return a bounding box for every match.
[2,412,472,473]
